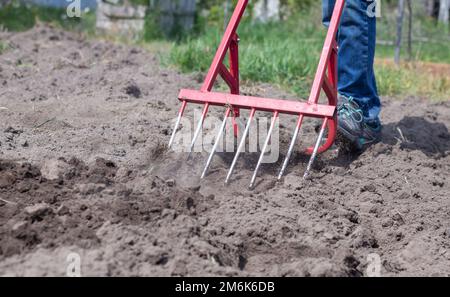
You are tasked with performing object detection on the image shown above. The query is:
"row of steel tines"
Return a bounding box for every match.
[168,101,329,188]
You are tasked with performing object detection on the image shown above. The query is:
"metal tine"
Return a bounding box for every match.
[249,111,279,189]
[277,114,304,180]
[303,118,328,180]
[225,108,256,184]
[188,103,210,159]
[168,100,187,149]
[201,107,231,179]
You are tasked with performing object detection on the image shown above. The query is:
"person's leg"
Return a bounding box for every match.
[322,0,381,149]
[336,0,380,124]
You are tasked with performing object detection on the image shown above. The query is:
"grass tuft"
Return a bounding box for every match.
[0,41,10,54]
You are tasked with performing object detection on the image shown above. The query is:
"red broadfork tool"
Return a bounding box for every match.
[169,0,345,188]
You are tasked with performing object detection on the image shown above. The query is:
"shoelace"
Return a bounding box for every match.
[338,97,363,123]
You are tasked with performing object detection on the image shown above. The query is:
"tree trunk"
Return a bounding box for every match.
[438,0,450,24]
[425,0,437,17]
[407,0,413,60]
[395,0,406,65]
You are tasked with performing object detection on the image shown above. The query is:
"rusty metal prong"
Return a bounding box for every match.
[201,107,231,179]
[168,100,187,149]
[225,108,256,184]
[303,118,328,180]
[187,103,210,159]
[249,111,279,189]
[277,115,304,180]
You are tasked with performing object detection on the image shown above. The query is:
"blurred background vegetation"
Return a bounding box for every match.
[0,0,449,100]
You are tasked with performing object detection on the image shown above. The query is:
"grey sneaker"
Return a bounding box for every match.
[336,95,382,151]
[337,95,364,145]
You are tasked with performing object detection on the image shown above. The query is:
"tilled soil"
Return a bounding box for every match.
[0,26,449,276]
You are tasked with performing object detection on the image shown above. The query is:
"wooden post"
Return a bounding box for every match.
[395,0,406,65]
[407,0,413,61]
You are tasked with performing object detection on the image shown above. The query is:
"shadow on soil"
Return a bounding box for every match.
[325,116,450,169]
[382,116,450,158]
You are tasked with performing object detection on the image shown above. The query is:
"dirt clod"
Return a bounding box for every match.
[25,203,52,218]
[124,83,142,98]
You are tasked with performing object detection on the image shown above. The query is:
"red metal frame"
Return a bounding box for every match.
[179,89,336,118]
[171,0,346,183]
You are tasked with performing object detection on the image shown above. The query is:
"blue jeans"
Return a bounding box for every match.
[323,0,381,124]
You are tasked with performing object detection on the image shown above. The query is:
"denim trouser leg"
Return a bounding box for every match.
[322,0,381,124]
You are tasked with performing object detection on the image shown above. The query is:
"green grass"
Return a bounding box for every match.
[129,0,149,6]
[376,43,450,64]
[0,41,9,54]
[375,64,450,100]
[0,3,96,34]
